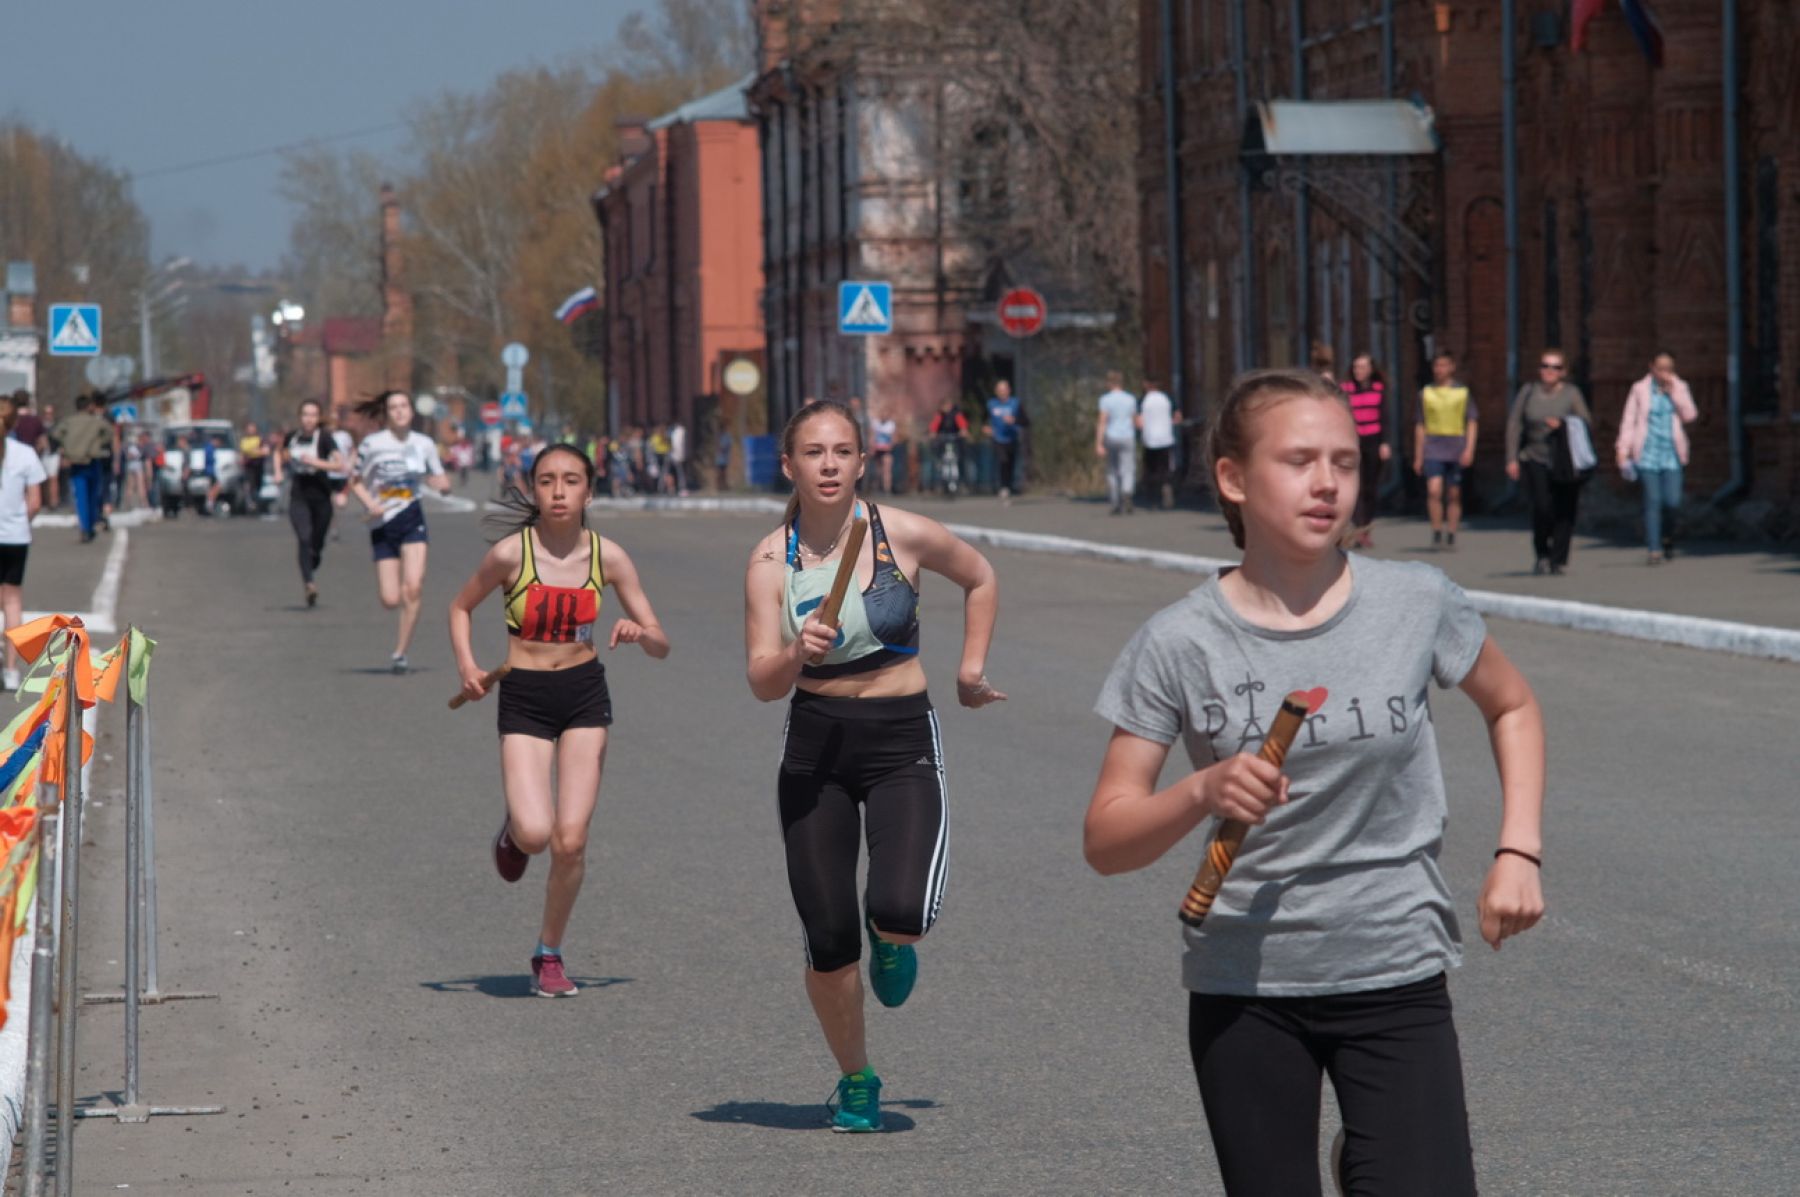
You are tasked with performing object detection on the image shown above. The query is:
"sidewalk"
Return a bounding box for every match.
[895,493,1800,632]
[19,514,132,630]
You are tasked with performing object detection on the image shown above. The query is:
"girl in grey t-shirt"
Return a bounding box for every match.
[1084,368,1547,1196]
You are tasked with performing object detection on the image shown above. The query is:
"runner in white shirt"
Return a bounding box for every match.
[348,391,451,673]
[1138,378,1181,510]
[0,397,47,691]
[1093,370,1140,515]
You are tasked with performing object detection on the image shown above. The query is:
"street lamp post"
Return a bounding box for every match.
[137,258,190,381]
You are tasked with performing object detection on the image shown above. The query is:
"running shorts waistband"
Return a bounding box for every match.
[789,689,931,720]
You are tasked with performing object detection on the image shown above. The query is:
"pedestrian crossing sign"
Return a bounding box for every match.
[49,304,102,356]
[838,282,892,336]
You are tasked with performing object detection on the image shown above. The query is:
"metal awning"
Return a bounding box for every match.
[1243,100,1439,157]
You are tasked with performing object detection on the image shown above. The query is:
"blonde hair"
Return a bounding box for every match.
[1204,368,1351,550]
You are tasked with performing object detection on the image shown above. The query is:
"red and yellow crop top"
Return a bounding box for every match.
[504,529,605,643]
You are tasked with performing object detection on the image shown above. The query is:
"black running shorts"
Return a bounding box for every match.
[496,658,613,740]
[0,544,26,588]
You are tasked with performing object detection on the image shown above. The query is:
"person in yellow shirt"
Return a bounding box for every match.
[238,421,268,512]
[1414,351,1478,549]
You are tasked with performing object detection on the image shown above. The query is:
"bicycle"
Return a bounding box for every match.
[934,436,963,498]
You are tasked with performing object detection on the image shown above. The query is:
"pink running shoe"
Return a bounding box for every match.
[493,820,528,883]
[531,953,577,998]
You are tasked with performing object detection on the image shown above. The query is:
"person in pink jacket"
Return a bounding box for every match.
[1615,352,1698,564]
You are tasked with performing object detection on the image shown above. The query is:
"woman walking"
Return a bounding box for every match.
[0,397,47,691]
[279,400,347,608]
[743,399,1004,1132]
[1615,351,1697,565]
[1084,368,1546,1196]
[1505,349,1593,576]
[349,391,451,672]
[1338,353,1389,546]
[449,444,669,996]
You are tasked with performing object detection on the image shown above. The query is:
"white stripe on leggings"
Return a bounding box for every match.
[920,709,950,930]
[776,708,813,969]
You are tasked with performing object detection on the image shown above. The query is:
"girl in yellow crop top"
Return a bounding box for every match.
[447,443,670,997]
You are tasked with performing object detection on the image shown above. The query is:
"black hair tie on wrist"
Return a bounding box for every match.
[1494,847,1542,868]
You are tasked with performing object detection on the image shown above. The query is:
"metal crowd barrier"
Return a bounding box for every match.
[16,626,223,1196]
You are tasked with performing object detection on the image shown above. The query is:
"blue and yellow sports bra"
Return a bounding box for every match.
[782,502,921,679]
[504,529,605,644]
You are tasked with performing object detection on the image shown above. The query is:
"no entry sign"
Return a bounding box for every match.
[997,287,1047,338]
[480,400,503,427]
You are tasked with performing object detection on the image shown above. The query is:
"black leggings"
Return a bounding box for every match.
[1354,433,1383,527]
[1189,973,1476,1197]
[1521,460,1580,567]
[289,486,334,584]
[778,690,948,972]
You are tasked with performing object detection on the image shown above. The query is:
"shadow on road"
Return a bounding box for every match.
[339,666,436,676]
[418,974,633,998]
[689,1097,937,1132]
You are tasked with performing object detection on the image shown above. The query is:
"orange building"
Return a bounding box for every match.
[592,77,765,439]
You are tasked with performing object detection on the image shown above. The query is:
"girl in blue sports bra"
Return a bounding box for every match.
[449,443,670,997]
[744,399,1006,1133]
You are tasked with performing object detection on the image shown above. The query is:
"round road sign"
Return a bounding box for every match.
[501,342,530,369]
[997,288,1047,338]
[480,400,503,427]
[723,357,762,396]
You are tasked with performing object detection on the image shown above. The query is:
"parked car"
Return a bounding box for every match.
[158,420,243,516]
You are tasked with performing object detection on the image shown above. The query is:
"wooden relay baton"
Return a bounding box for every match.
[1178,687,1325,927]
[807,517,869,665]
[448,664,512,710]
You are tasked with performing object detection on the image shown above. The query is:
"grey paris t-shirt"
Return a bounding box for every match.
[1094,555,1488,997]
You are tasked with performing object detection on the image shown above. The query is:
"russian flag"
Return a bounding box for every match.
[555,285,600,325]
[1619,0,1664,67]
[1571,0,1664,67]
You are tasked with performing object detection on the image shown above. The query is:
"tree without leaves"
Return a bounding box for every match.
[880,0,1142,318]
[277,146,386,320]
[276,0,754,432]
[0,123,151,402]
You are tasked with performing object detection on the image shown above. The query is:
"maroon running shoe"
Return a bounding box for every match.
[492,820,528,883]
[531,953,577,998]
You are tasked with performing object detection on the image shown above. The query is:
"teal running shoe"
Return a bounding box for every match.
[827,1068,883,1133]
[866,919,917,1009]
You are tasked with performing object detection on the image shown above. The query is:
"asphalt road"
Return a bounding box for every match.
[63,505,1799,1195]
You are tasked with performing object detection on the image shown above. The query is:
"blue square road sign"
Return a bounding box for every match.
[838,282,892,336]
[48,304,102,357]
[499,391,529,420]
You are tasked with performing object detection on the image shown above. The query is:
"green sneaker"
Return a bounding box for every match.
[827,1068,883,1133]
[866,919,917,1009]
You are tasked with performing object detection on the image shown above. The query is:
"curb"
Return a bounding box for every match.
[947,524,1800,665]
[584,496,786,516]
[591,495,1799,665]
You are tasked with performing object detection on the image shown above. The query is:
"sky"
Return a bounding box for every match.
[0,0,653,272]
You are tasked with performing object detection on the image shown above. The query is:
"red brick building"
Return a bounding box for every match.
[1139,1,1798,517]
[592,78,765,437]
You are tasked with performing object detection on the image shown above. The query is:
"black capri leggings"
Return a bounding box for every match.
[289,486,334,584]
[778,690,949,973]
[1189,973,1476,1197]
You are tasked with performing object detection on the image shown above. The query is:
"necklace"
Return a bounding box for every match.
[797,509,854,560]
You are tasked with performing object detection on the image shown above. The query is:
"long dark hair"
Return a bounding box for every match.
[778,399,864,525]
[484,442,596,540]
[356,390,409,427]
